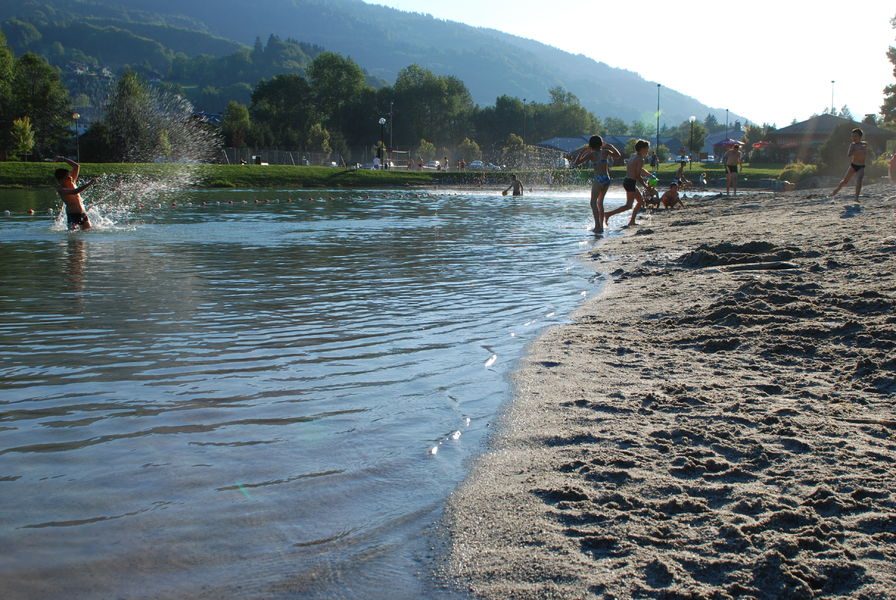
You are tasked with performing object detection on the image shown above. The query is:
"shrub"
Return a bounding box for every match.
[779,161,817,183]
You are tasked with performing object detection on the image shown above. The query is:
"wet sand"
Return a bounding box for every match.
[441,184,896,598]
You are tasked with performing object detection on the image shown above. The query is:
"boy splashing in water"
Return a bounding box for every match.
[54,156,95,231]
[832,128,867,200]
[603,139,651,227]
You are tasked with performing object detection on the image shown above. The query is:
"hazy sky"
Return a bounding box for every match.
[369,0,894,127]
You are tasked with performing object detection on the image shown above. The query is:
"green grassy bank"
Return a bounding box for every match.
[0,161,786,190]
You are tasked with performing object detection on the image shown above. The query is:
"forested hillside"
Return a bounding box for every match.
[0,0,736,124]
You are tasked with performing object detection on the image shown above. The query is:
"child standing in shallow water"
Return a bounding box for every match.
[603,140,651,227]
[54,156,95,231]
[571,135,621,234]
[832,128,868,200]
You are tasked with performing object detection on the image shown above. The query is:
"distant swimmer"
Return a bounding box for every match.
[571,135,621,234]
[832,128,868,201]
[502,174,524,197]
[603,139,652,227]
[54,156,95,231]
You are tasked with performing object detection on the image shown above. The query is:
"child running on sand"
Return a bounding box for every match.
[603,139,651,227]
[571,135,622,234]
[54,156,95,231]
[660,181,685,209]
[832,128,868,200]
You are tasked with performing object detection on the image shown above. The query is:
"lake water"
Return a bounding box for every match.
[0,186,627,599]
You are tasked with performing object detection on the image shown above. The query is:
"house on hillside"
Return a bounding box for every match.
[537,134,685,158]
[772,114,895,163]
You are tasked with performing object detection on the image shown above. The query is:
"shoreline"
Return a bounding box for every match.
[440,184,896,598]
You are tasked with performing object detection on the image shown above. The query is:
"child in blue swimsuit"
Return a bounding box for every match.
[571,135,621,234]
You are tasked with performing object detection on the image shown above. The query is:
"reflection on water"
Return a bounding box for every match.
[0,188,609,599]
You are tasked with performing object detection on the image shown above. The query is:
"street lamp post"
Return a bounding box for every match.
[72,112,81,162]
[389,101,394,151]
[725,108,729,141]
[831,80,835,114]
[655,84,661,152]
[688,116,696,172]
[378,117,386,169]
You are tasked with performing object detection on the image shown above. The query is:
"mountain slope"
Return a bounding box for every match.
[57,0,737,125]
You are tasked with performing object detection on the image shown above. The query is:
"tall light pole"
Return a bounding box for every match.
[389,101,394,151]
[688,115,696,171]
[72,112,80,162]
[522,98,527,142]
[378,117,386,169]
[655,84,661,152]
[831,80,835,114]
[725,108,729,141]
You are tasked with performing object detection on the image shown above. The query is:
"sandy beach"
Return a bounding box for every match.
[441,183,896,598]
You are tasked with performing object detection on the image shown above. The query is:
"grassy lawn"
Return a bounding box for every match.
[0,161,788,189]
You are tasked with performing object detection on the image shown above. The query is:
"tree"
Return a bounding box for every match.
[10,52,70,158]
[882,13,896,126]
[393,65,474,148]
[10,116,35,159]
[250,74,316,148]
[416,138,436,161]
[103,71,154,161]
[457,137,481,161]
[603,117,628,134]
[306,123,331,158]
[501,133,525,167]
[0,32,15,158]
[307,52,365,133]
[703,113,721,133]
[222,100,251,147]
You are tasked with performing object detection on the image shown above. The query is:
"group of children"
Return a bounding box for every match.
[569,136,684,234]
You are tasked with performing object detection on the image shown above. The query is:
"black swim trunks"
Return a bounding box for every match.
[622,177,637,192]
[726,165,738,174]
[851,163,865,172]
[66,212,89,230]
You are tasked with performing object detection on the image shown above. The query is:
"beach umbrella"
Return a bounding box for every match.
[717,139,743,147]
[752,141,773,149]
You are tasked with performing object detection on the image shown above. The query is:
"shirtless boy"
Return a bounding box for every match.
[603,139,651,227]
[571,135,621,234]
[502,174,524,196]
[832,128,868,200]
[660,181,685,209]
[723,143,743,196]
[54,156,95,230]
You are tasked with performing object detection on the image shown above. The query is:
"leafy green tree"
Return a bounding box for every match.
[10,116,35,159]
[104,70,154,161]
[10,52,70,158]
[222,100,251,147]
[307,52,365,133]
[501,133,525,167]
[306,123,331,157]
[629,120,652,137]
[393,65,473,148]
[655,144,670,162]
[0,32,14,158]
[882,14,896,126]
[703,113,722,133]
[416,138,436,161]
[603,117,628,134]
[250,74,315,148]
[457,137,481,161]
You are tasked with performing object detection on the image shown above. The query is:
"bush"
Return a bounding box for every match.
[779,161,817,183]
[868,155,890,180]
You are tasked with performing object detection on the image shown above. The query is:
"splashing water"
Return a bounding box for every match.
[64,85,221,229]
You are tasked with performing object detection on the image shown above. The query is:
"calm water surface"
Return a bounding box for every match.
[0,187,624,599]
